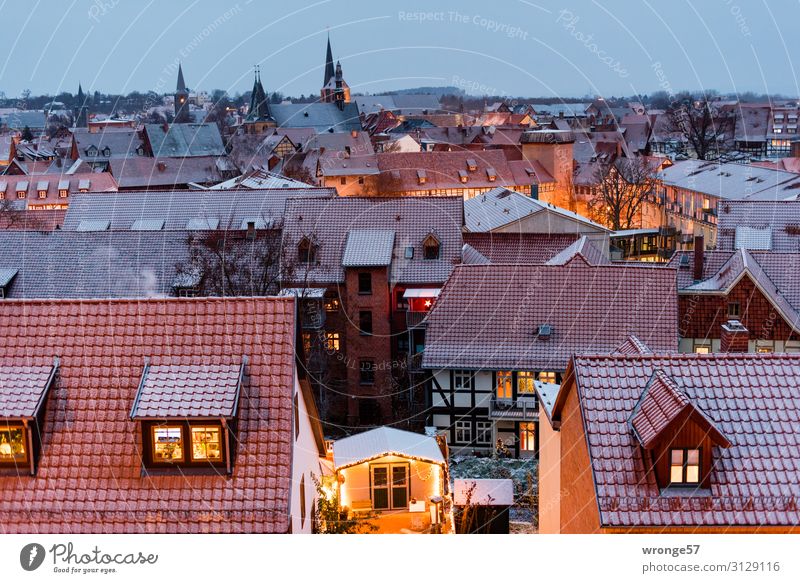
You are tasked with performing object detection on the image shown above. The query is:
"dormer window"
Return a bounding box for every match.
[131,359,245,474]
[670,448,700,485]
[16,181,28,199]
[57,179,69,198]
[37,181,48,198]
[458,169,468,183]
[86,145,98,157]
[417,169,427,185]
[298,237,317,264]
[423,234,440,260]
[102,147,111,157]
[0,360,58,476]
[466,158,477,171]
[486,167,497,182]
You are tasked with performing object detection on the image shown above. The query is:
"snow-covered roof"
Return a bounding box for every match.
[453,479,514,506]
[332,427,446,470]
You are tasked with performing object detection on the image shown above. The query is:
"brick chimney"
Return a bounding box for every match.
[693,235,705,281]
[720,320,749,353]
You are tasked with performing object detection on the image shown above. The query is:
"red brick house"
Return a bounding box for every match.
[669,244,800,354]
[280,196,464,431]
[0,297,326,533]
[538,352,800,533]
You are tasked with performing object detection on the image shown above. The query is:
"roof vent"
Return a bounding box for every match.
[678,254,690,268]
[405,246,414,259]
[537,324,553,338]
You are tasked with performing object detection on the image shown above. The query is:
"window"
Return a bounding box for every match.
[324,293,340,312]
[396,290,408,311]
[693,341,711,354]
[454,370,473,391]
[298,237,316,264]
[190,426,222,461]
[517,371,536,394]
[360,360,375,385]
[538,371,557,384]
[476,421,492,444]
[496,371,512,399]
[294,394,300,441]
[727,302,740,318]
[339,177,347,186]
[358,176,365,185]
[358,272,372,294]
[669,448,700,485]
[324,332,340,351]
[0,425,26,464]
[455,420,472,444]
[301,332,312,356]
[300,474,306,528]
[423,235,440,260]
[58,189,68,198]
[359,311,372,335]
[152,426,184,463]
[38,190,47,199]
[757,341,774,354]
[16,189,26,199]
[520,422,536,452]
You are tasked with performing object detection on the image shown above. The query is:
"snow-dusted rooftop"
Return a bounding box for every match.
[332,427,446,470]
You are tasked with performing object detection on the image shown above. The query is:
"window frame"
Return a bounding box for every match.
[143,420,227,469]
[453,370,473,391]
[727,301,740,318]
[517,371,536,394]
[298,237,316,264]
[537,371,557,384]
[454,420,472,444]
[359,359,376,385]
[496,371,513,399]
[359,310,373,336]
[324,331,340,351]
[0,423,28,466]
[476,421,492,445]
[358,272,372,295]
[422,235,440,260]
[669,447,701,486]
[519,422,537,452]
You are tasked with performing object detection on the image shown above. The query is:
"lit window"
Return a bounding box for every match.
[694,342,711,354]
[757,341,774,354]
[517,371,536,394]
[58,189,68,198]
[669,448,700,485]
[37,190,47,199]
[476,421,492,444]
[454,370,473,391]
[455,420,472,443]
[0,426,26,463]
[324,294,340,312]
[301,332,312,356]
[16,190,26,199]
[190,426,222,461]
[538,371,557,384]
[324,332,340,351]
[520,422,536,452]
[152,426,184,463]
[340,177,346,186]
[727,302,740,318]
[496,371,512,399]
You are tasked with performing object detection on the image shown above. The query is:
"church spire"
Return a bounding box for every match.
[74,82,88,128]
[246,66,272,122]
[176,63,187,92]
[323,33,335,87]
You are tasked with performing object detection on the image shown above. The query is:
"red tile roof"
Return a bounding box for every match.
[462,232,578,264]
[614,334,652,355]
[0,297,297,533]
[422,263,678,371]
[0,363,56,418]
[564,353,800,529]
[131,362,244,419]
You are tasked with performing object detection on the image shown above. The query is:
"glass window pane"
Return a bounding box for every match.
[391,465,407,486]
[670,465,684,483]
[671,449,684,464]
[687,449,700,464]
[0,427,26,462]
[518,372,536,394]
[372,466,388,486]
[153,426,183,462]
[686,465,699,483]
[191,426,222,461]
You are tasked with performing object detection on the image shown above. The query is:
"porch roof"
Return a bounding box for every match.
[332,426,446,470]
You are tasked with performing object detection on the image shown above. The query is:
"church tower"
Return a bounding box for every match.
[74,83,88,128]
[243,66,276,134]
[321,35,350,105]
[174,63,191,123]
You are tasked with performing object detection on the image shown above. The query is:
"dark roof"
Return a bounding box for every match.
[282,196,464,285]
[144,123,226,157]
[462,232,578,263]
[270,103,360,133]
[565,353,800,528]
[109,156,232,189]
[422,263,678,371]
[0,297,297,533]
[72,128,145,161]
[62,188,334,231]
[717,200,800,252]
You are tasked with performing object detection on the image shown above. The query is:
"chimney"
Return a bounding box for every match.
[156,161,166,172]
[246,221,256,240]
[693,235,704,281]
[720,320,749,353]
[350,129,358,138]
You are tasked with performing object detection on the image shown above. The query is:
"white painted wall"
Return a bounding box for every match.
[289,375,325,534]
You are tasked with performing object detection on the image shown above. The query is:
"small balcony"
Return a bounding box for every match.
[406,310,429,329]
[488,397,539,421]
[407,351,424,372]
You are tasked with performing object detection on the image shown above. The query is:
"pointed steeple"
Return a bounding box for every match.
[177,63,187,93]
[77,83,85,102]
[246,66,273,123]
[323,33,335,87]
[74,82,88,128]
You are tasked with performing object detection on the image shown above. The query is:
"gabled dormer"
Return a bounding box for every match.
[628,370,731,490]
[130,358,246,474]
[423,233,440,260]
[0,359,58,476]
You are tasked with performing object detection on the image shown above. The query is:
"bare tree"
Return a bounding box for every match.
[174,225,284,296]
[588,156,658,231]
[666,99,737,161]
[0,200,49,230]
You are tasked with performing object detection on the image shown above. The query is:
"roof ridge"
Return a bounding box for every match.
[0,296,295,305]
